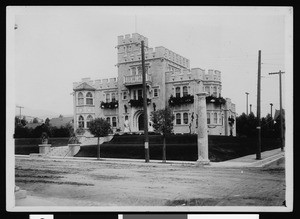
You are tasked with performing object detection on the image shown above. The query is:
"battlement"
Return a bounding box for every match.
[118,45,190,69]
[225,98,236,113]
[203,69,221,82]
[73,77,118,90]
[165,68,204,83]
[118,33,148,47]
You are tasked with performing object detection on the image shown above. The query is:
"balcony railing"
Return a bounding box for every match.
[124,74,152,86]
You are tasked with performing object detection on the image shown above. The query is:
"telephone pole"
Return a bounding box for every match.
[250,104,252,114]
[269,70,285,151]
[16,105,24,124]
[141,40,150,162]
[256,50,261,160]
[245,92,249,115]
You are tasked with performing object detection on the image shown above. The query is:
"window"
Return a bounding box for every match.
[86,115,93,128]
[86,92,93,105]
[106,93,110,103]
[183,113,188,124]
[112,117,117,127]
[205,86,210,94]
[137,66,142,75]
[175,87,181,98]
[183,86,188,97]
[106,117,111,124]
[131,67,137,75]
[133,90,137,100]
[138,89,143,99]
[123,91,127,100]
[213,86,217,97]
[78,115,84,128]
[153,88,159,97]
[111,93,116,102]
[214,112,218,124]
[207,113,210,124]
[219,113,222,124]
[78,92,84,105]
[176,113,181,125]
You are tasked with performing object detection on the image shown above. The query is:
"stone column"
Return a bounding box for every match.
[38,144,51,154]
[196,92,210,164]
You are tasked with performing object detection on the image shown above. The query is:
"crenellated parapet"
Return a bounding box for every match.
[73,77,118,90]
[165,68,205,83]
[203,69,221,82]
[117,33,190,69]
[117,33,148,47]
[225,98,236,113]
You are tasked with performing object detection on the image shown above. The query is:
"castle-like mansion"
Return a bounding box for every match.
[73,33,236,136]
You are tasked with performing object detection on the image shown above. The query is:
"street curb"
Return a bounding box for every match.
[15,149,284,168]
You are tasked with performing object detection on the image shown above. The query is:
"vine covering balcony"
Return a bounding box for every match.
[100,101,118,109]
[128,98,151,108]
[206,95,226,105]
[124,74,152,86]
[168,94,194,107]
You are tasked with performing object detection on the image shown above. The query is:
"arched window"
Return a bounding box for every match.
[205,86,210,95]
[106,93,110,103]
[112,117,117,127]
[213,86,218,97]
[183,113,188,124]
[86,92,93,105]
[78,92,84,105]
[111,93,116,102]
[78,115,84,128]
[207,113,210,124]
[106,117,111,125]
[183,86,188,97]
[86,115,93,128]
[176,113,181,125]
[214,112,218,124]
[175,87,181,98]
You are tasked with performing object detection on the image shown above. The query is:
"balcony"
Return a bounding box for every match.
[124,74,152,86]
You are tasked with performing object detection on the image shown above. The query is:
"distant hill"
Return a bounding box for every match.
[15,106,72,121]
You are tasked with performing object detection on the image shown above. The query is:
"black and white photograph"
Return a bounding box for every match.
[6,6,293,211]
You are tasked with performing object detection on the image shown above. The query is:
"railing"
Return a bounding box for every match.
[124,74,152,86]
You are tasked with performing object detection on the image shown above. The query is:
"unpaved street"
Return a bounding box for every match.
[15,157,285,206]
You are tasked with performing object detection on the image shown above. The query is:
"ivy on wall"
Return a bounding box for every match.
[168,94,194,107]
[100,101,119,109]
[206,95,226,105]
[128,98,151,107]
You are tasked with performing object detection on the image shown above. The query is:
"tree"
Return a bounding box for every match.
[32,117,39,123]
[88,118,111,159]
[45,118,50,126]
[150,107,175,162]
[15,116,27,127]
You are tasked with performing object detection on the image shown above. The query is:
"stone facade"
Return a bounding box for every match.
[72,33,236,136]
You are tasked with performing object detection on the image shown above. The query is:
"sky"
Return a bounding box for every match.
[8,6,292,120]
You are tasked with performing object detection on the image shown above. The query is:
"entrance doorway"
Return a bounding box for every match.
[138,113,144,131]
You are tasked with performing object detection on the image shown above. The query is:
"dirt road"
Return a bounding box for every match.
[15,157,285,206]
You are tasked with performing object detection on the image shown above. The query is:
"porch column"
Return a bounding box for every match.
[196,92,210,165]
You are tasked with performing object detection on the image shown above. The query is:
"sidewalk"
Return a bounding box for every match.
[209,148,284,168]
[16,148,285,168]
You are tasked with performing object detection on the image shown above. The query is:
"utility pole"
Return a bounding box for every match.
[256,50,261,160]
[245,92,249,115]
[16,105,24,124]
[250,104,252,114]
[269,70,285,152]
[141,40,150,162]
[270,103,273,119]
